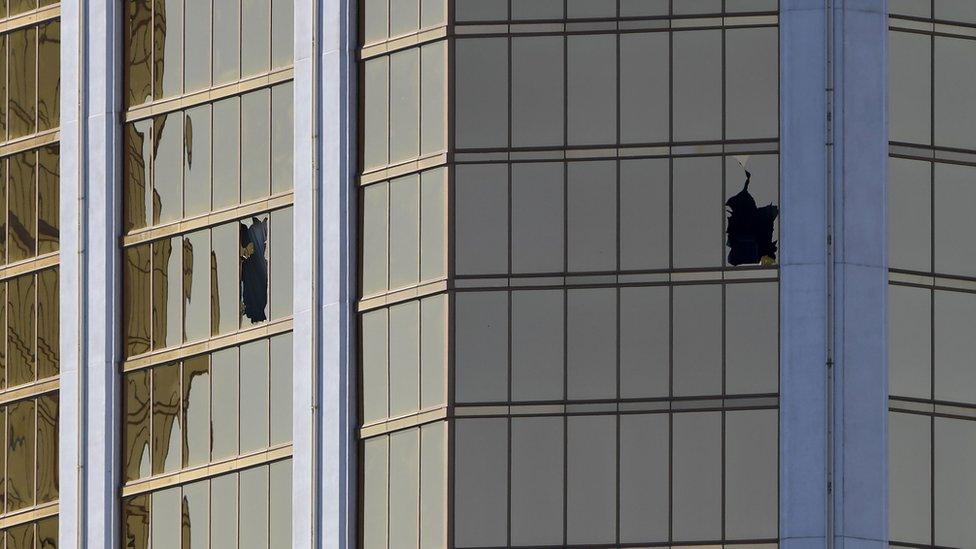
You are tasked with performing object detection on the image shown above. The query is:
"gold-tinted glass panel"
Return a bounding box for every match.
[124,369,151,482]
[123,494,151,549]
[37,145,59,254]
[151,236,181,349]
[124,119,153,233]
[35,394,57,503]
[36,268,58,379]
[7,273,34,387]
[182,355,210,467]
[6,400,34,511]
[152,362,182,474]
[8,152,37,262]
[37,21,59,132]
[153,0,183,100]
[6,523,33,549]
[123,244,152,358]
[7,27,36,139]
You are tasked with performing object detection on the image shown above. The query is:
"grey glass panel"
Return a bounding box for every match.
[672,411,722,541]
[364,0,389,43]
[935,290,976,404]
[455,164,508,275]
[212,222,240,334]
[568,34,616,145]
[420,168,447,281]
[935,417,976,547]
[455,291,508,403]
[673,284,722,396]
[362,181,389,296]
[512,162,564,273]
[726,409,777,539]
[935,36,976,150]
[889,157,931,272]
[153,113,184,225]
[620,286,669,399]
[152,237,182,350]
[512,0,563,19]
[271,82,295,193]
[390,174,420,289]
[240,339,270,452]
[211,473,239,549]
[511,416,563,545]
[567,288,616,399]
[935,163,976,277]
[183,355,210,467]
[390,429,420,549]
[364,436,390,549]
[184,105,213,219]
[271,0,294,67]
[240,466,270,549]
[568,161,616,272]
[891,0,930,17]
[620,0,669,16]
[567,415,616,544]
[673,30,722,141]
[937,0,976,23]
[270,207,294,319]
[420,422,446,549]
[673,156,722,268]
[889,285,931,399]
[890,411,931,545]
[270,460,293,545]
[889,31,931,145]
[155,0,183,99]
[674,0,722,13]
[455,0,506,20]
[512,289,564,401]
[242,89,271,202]
[183,480,210,549]
[726,27,778,139]
[568,0,615,17]
[726,282,778,394]
[211,348,240,459]
[390,301,420,416]
[420,0,445,27]
[214,0,242,84]
[455,418,507,547]
[512,36,564,147]
[620,158,669,270]
[185,0,212,92]
[6,400,32,510]
[420,41,447,156]
[391,0,419,36]
[242,0,271,76]
[390,48,420,164]
[271,333,294,445]
[183,230,211,342]
[620,32,670,144]
[362,309,390,422]
[213,97,241,209]
[365,57,390,169]
[619,413,669,543]
[151,487,181,549]
[420,294,447,409]
[152,363,182,474]
[455,38,508,148]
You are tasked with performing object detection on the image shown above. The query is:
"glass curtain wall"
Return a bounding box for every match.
[0,0,62,544]
[120,0,295,546]
[888,3,976,547]
[359,1,780,547]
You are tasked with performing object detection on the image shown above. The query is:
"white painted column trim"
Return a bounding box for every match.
[294,0,357,546]
[779,0,829,546]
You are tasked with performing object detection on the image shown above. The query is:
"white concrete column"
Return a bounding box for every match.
[830,0,888,546]
[293,0,357,546]
[779,1,829,546]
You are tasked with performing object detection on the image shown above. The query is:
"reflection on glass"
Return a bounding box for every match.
[123,244,152,357]
[183,230,211,342]
[153,0,183,99]
[8,27,37,139]
[36,394,57,504]
[6,523,33,549]
[182,480,210,549]
[124,369,151,482]
[184,105,212,218]
[38,146,59,254]
[7,400,34,511]
[151,237,181,350]
[183,355,210,466]
[8,274,35,387]
[153,113,183,224]
[9,151,37,262]
[124,119,153,233]
[37,517,57,549]
[38,21,60,132]
[151,363,181,474]
[123,495,151,549]
[125,0,153,107]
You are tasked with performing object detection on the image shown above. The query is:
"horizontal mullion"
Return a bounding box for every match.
[0,3,59,36]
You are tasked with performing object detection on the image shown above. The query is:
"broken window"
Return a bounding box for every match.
[240,216,269,323]
[725,166,779,267]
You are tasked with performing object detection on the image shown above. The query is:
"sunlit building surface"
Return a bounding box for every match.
[0,0,964,547]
